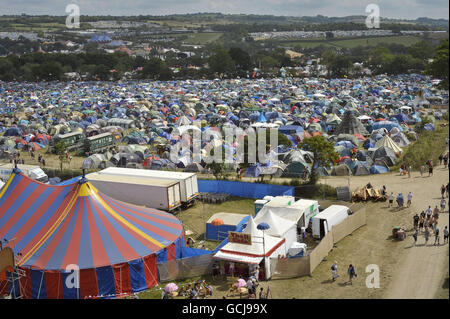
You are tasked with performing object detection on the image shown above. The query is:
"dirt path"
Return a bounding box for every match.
[325,167,449,299]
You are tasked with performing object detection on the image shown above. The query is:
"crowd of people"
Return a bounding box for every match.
[162,280,214,299]
[411,184,449,246]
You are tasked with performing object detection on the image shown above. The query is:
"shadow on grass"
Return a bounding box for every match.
[321,278,337,284]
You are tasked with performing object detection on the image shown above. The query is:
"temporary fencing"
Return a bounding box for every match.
[271,203,366,280]
[198,180,294,199]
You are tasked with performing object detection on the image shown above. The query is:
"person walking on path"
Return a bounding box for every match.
[419,215,425,233]
[440,198,446,213]
[347,264,357,285]
[443,226,448,244]
[441,185,446,199]
[439,154,443,166]
[433,206,440,223]
[413,213,419,231]
[434,225,440,245]
[407,192,413,208]
[412,230,418,246]
[426,206,432,221]
[331,262,339,282]
[424,226,430,245]
[407,165,412,178]
[428,162,433,176]
[389,192,394,208]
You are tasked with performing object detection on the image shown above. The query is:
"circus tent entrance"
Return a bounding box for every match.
[0,168,185,299]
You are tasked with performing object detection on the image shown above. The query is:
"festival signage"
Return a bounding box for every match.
[228,231,252,245]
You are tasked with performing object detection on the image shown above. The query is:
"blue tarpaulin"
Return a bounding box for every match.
[128,259,147,293]
[96,266,115,297]
[198,180,294,199]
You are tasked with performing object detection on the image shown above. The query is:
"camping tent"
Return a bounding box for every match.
[0,169,184,299]
[351,161,371,176]
[334,111,368,136]
[371,146,398,166]
[374,135,403,154]
[331,164,352,176]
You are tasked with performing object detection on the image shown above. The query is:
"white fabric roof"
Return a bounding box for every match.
[241,216,263,237]
[213,251,263,264]
[213,215,286,264]
[214,233,284,261]
[253,209,296,237]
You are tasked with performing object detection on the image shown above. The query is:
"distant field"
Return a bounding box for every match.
[150,32,223,44]
[184,32,223,44]
[284,35,425,48]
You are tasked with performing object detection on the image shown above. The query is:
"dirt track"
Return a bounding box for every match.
[324,166,449,299]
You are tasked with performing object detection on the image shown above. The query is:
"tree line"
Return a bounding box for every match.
[0,39,447,87]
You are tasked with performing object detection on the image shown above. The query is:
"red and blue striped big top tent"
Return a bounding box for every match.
[0,168,185,299]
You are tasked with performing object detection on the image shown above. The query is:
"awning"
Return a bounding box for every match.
[213,251,263,265]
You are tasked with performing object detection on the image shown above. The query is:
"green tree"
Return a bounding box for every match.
[228,47,252,70]
[408,40,434,60]
[299,136,339,185]
[208,45,236,76]
[427,38,449,89]
[329,55,352,78]
[139,57,172,80]
[54,140,67,171]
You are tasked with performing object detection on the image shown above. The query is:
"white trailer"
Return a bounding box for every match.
[86,172,181,212]
[0,164,49,183]
[311,205,350,239]
[98,167,199,204]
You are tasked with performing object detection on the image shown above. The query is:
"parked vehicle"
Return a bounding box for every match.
[86,172,181,212]
[84,132,115,154]
[98,167,199,204]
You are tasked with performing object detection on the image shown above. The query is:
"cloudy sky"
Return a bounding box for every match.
[2,0,449,20]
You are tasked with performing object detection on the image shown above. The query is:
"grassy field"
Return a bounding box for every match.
[284,35,424,49]
[184,32,223,44]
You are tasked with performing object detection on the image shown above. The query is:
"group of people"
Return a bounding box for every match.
[412,203,448,246]
[9,152,25,165]
[438,152,449,169]
[165,280,214,299]
[227,275,268,299]
[389,191,413,209]
[330,262,357,285]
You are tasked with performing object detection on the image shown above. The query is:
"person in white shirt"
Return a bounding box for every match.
[426,206,432,220]
[407,192,413,207]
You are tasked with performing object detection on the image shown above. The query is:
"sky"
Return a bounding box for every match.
[1,0,449,20]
